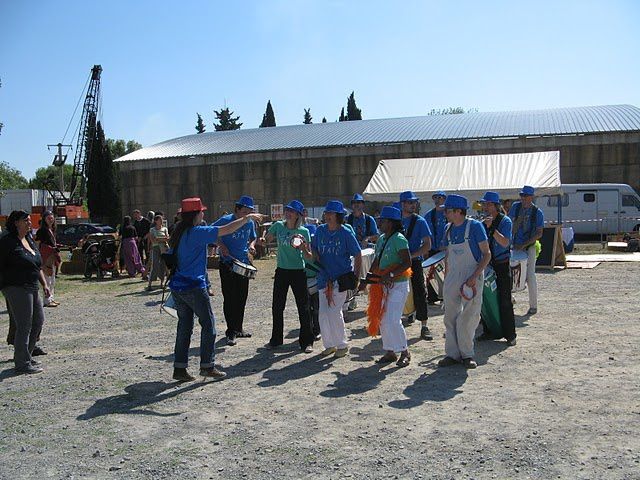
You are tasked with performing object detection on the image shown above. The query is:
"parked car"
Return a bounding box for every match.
[56,223,116,248]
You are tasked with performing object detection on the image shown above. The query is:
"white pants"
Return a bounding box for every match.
[525,245,538,309]
[443,275,483,360]
[43,273,55,305]
[380,281,410,353]
[319,283,348,349]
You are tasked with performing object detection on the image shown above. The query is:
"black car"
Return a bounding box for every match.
[56,223,116,248]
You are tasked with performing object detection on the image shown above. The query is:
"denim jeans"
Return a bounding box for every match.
[172,287,216,369]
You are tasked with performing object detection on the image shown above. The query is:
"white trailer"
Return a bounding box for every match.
[0,189,56,215]
[538,184,640,235]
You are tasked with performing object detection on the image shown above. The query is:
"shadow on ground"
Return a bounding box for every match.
[77,380,206,420]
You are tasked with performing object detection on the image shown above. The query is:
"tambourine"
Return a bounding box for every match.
[460,283,477,300]
[290,234,306,249]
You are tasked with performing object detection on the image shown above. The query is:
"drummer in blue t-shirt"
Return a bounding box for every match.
[212,195,257,346]
[479,191,516,346]
[424,190,448,303]
[346,193,379,248]
[508,185,544,315]
[399,191,433,341]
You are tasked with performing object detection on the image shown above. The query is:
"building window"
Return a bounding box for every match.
[547,194,569,207]
[583,193,595,203]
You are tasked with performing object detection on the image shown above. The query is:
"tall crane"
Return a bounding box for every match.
[46,65,102,206]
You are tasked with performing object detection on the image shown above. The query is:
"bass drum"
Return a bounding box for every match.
[422,251,446,300]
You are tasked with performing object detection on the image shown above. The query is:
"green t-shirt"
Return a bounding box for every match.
[268,221,311,270]
[374,232,410,282]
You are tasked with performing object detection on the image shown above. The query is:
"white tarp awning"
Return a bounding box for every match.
[363,151,562,203]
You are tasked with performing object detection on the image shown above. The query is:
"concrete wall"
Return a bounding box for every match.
[117,132,640,220]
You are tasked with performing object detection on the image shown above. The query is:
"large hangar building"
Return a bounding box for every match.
[115,104,640,217]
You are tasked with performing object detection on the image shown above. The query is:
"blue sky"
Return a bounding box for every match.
[1,0,639,178]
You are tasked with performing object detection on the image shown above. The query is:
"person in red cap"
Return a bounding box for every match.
[168,197,264,382]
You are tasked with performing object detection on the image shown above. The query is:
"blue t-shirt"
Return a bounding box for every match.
[212,213,256,264]
[401,214,432,259]
[443,219,488,263]
[485,215,513,262]
[508,202,544,246]
[304,223,317,237]
[311,224,361,289]
[347,213,379,243]
[169,226,219,292]
[425,208,448,251]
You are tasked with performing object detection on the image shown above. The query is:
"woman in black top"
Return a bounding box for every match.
[0,210,50,374]
[34,210,60,307]
[119,216,146,277]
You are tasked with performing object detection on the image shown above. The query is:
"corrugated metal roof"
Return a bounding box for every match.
[116,104,640,162]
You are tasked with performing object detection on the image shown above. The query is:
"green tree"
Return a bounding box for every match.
[259,100,276,127]
[106,138,142,160]
[0,161,28,189]
[303,108,313,124]
[214,107,242,131]
[346,91,362,120]
[195,113,206,133]
[87,122,121,225]
[322,117,327,123]
[339,107,346,122]
[428,107,478,115]
[28,164,74,190]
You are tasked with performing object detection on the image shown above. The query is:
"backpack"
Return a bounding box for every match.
[512,202,539,240]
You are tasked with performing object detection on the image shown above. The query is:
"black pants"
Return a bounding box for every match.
[493,260,516,341]
[410,258,429,321]
[219,262,250,337]
[271,268,314,348]
[309,291,320,336]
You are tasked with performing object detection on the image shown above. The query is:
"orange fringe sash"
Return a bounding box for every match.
[366,266,412,336]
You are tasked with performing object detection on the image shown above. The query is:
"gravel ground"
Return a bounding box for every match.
[1,256,639,479]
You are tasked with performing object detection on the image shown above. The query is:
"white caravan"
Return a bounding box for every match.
[537,184,640,235]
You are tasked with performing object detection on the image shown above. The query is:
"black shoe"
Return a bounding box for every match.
[16,365,43,375]
[32,346,47,356]
[420,326,433,341]
[172,368,195,382]
[406,314,415,325]
[30,359,42,366]
[266,341,282,349]
[507,337,517,346]
[235,330,252,338]
[199,367,227,380]
[462,358,477,369]
[437,356,459,367]
[314,333,322,341]
[226,335,237,346]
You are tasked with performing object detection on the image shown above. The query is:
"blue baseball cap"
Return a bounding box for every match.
[444,194,469,209]
[380,206,401,221]
[432,191,447,198]
[392,202,401,210]
[285,200,304,215]
[351,193,365,203]
[235,195,255,210]
[479,191,501,204]
[324,200,345,214]
[399,191,418,202]
[520,185,535,196]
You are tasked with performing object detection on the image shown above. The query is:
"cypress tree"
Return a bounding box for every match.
[303,108,313,124]
[322,117,327,123]
[259,100,276,127]
[86,121,120,224]
[213,107,243,131]
[346,91,362,120]
[195,113,206,133]
[339,107,346,122]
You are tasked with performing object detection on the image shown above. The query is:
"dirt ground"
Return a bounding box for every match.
[1,254,639,479]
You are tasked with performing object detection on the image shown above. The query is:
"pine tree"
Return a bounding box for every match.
[86,121,120,224]
[195,113,206,133]
[339,107,346,122]
[259,100,276,128]
[303,108,313,124]
[213,107,242,131]
[322,117,327,123]
[346,91,362,120]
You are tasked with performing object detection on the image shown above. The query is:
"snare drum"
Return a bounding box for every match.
[510,250,528,292]
[161,293,178,318]
[231,258,258,279]
[422,251,446,300]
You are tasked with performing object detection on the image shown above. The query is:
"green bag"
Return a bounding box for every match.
[480,268,502,339]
